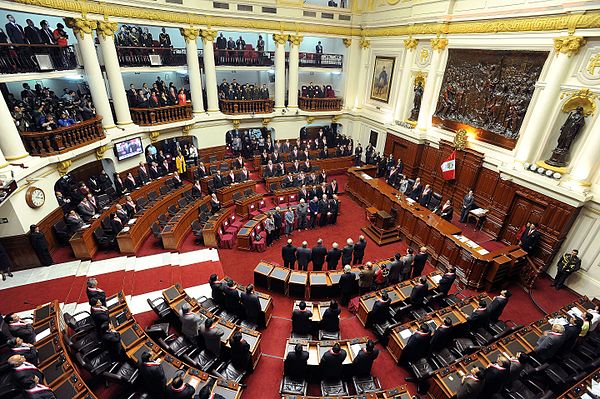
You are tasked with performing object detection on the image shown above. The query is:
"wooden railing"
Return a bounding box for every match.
[116,46,188,67]
[219,98,274,115]
[20,116,105,157]
[0,43,78,74]
[299,97,343,111]
[214,48,273,66]
[130,103,193,125]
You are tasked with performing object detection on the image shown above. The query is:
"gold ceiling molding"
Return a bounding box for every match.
[181,28,200,42]
[430,37,448,51]
[96,21,118,38]
[57,160,72,176]
[64,17,97,38]
[288,34,303,46]
[359,37,370,49]
[403,37,418,50]
[200,29,217,42]
[553,36,587,57]
[95,144,110,160]
[273,34,288,45]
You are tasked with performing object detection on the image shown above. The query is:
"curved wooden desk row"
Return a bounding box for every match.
[281,385,411,399]
[216,180,257,207]
[190,168,251,196]
[161,194,212,250]
[284,336,370,367]
[103,291,242,399]
[355,270,443,327]
[202,207,235,248]
[252,148,340,170]
[346,166,527,290]
[236,214,267,251]
[428,296,597,399]
[31,301,98,399]
[234,192,265,219]
[259,155,354,180]
[69,175,176,259]
[117,183,189,254]
[161,284,263,369]
[556,365,600,399]
[185,158,236,181]
[386,294,492,363]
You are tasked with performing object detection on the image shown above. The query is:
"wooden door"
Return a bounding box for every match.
[500,195,544,245]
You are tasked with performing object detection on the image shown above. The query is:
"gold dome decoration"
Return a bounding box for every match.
[560,88,598,117]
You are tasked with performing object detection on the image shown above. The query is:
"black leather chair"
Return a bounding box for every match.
[177,198,188,208]
[137,197,148,210]
[198,296,219,313]
[318,330,341,340]
[428,192,442,211]
[214,360,246,383]
[374,320,393,338]
[244,188,254,197]
[200,203,210,214]
[209,165,218,175]
[62,330,100,356]
[209,155,217,163]
[352,375,381,394]
[291,332,312,340]
[93,227,116,251]
[52,221,71,246]
[147,191,158,202]
[147,297,171,320]
[101,217,115,236]
[151,223,162,246]
[103,361,139,386]
[158,334,193,357]
[159,185,169,196]
[320,380,349,396]
[64,311,96,333]
[219,164,229,172]
[432,347,458,367]
[452,337,479,356]
[240,320,258,331]
[192,221,204,244]
[183,190,194,201]
[232,192,242,202]
[158,214,168,227]
[75,347,117,377]
[408,357,436,394]
[97,194,110,209]
[168,205,178,216]
[105,186,118,200]
[280,376,308,396]
[183,348,218,372]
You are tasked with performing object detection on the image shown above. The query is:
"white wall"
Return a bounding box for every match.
[300,36,345,55]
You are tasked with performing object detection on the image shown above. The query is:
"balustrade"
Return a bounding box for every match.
[214,48,273,66]
[219,98,274,115]
[298,97,343,111]
[0,43,78,74]
[116,46,189,67]
[20,116,105,157]
[299,52,343,68]
[130,103,193,125]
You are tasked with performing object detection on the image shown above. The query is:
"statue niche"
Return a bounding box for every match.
[408,79,424,122]
[432,49,547,150]
[545,106,586,167]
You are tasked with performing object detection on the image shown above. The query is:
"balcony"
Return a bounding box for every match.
[299,97,343,112]
[219,98,274,115]
[116,46,189,67]
[215,48,274,67]
[299,52,343,68]
[20,116,105,157]
[130,103,193,126]
[0,44,78,74]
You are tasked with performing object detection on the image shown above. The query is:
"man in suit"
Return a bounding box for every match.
[86,277,106,306]
[326,179,339,199]
[66,210,85,233]
[388,254,402,285]
[138,162,149,185]
[412,247,428,278]
[339,265,356,306]
[292,301,313,336]
[24,19,42,44]
[284,208,295,237]
[284,344,309,380]
[488,290,511,323]
[124,173,138,192]
[534,323,565,362]
[467,299,490,330]
[419,184,433,207]
[457,366,484,399]
[519,222,541,254]
[552,249,581,290]
[201,318,224,357]
[229,332,251,372]
[321,343,347,380]
[180,304,201,345]
[342,239,354,266]
[409,276,428,308]
[561,316,583,354]
[196,162,207,178]
[77,198,95,222]
[8,354,44,387]
[437,266,456,295]
[327,194,340,225]
[5,314,36,344]
[209,274,225,306]
[320,300,341,333]
[273,207,282,241]
[166,372,195,399]
[8,337,39,365]
[297,199,309,230]
[430,317,453,352]
[409,178,423,200]
[241,284,262,327]
[317,194,329,227]
[400,248,415,281]
[326,242,342,270]
[438,199,453,221]
[460,189,475,223]
[312,239,327,271]
[237,166,250,182]
[90,299,109,327]
[358,262,375,294]
[282,239,297,269]
[149,162,161,179]
[139,351,166,398]
[209,194,221,214]
[401,323,431,364]
[308,196,319,229]
[191,180,202,198]
[352,340,379,377]
[370,291,390,326]
[212,173,224,190]
[223,279,241,316]
[297,241,312,271]
[5,15,26,44]
[480,356,511,398]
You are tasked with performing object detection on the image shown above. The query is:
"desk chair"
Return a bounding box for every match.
[146,297,171,320]
[352,375,381,394]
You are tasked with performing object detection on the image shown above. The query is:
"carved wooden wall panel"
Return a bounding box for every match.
[384,134,424,178]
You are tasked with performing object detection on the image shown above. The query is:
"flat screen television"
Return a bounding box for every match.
[114,137,143,161]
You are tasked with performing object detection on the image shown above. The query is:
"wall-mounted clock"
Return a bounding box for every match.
[26,186,45,209]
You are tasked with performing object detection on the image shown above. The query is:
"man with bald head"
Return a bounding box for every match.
[297,241,312,271]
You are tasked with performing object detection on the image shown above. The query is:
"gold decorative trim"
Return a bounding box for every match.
[306,116,315,124]
[587,53,600,76]
[430,37,448,52]
[559,88,598,116]
[331,115,340,123]
[64,17,97,39]
[414,71,427,86]
[0,162,9,169]
[288,34,303,46]
[273,34,288,45]
[116,121,135,126]
[57,160,72,176]
[553,36,587,57]
[262,118,272,127]
[95,145,109,160]
[182,124,193,135]
[182,28,200,42]
[536,160,569,174]
[403,37,418,50]
[359,37,370,49]
[96,21,118,38]
[342,38,352,48]
[5,153,29,161]
[453,128,467,150]
[149,131,160,143]
[232,119,241,129]
[200,29,217,42]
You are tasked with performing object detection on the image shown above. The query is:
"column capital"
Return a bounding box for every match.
[96,21,118,38]
[553,36,587,57]
[288,34,303,46]
[343,38,352,48]
[200,29,217,43]
[359,38,370,49]
[430,37,448,52]
[64,17,97,39]
[403,38,418,51]
[273,34,288,45]
[180,28,200,42]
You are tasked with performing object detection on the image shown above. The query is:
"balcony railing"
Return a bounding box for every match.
[0,43,78,74]
[219,98,274,115]
[299,97,343,112]
[20,116,105,157]
[299,52,343,68]
[116,46,188,67]
[214,48,274,67]
[130,103,193,125]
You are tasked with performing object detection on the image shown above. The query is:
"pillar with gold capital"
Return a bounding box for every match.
[394,38,419,122]
[64,18,115,129]
[181,28,205,114]
[96,21,132,126]
[201,29,219,112]
[515,36,587,163]
[0,92,28,161]
[567,111,600,185]
[273,34,288,109]
[416,37,448,131]
[354,38,370,109]
[342,38,358,109]
[287,35,303,108]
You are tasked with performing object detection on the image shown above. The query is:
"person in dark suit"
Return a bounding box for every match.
[311,239,327,271]
[223,279,241,316]
[408,178,423,200]
[149,162,161,179]
[353,235,367,265]
[138,162,149,185]
[412,247,428,278]
[467,299,490,330]
[326,242,342,270]
[430,317,453,352]
[438,199,453,221]
[5,15,26,44]
[296,241,312,271]
[191,180,202,198]
[321,342,347,380]
[77,199,95,222]
[320,300,341,333]
[209,194,221,214]
[65,210,85,233]
[282,239,297,269]
[328,194,340,225]
[292,301,313,336]
[519,222,541,254]
[209,274,225,306]
[339,265,356,306]
[418,185,433,207]
[284,344,309,380]
[479,356,510,398]
[387,254,402,285]
[86,277,106,306]
[437,266,456,295]
[241,284,262,327]
[273,207,282,241]
[409,276,428,308]
[195,163,208,179]
[370,291,391,326]
[29,225,53,266]
[341,239,354,266]
[487,290,511,323]
[457,366,484,399]
[110,213,124,234]
[326,179,339,199]
[166,372,195,399]
[400,248,415,281]
[90,299,109,327]
[21,379,57,399]
[230,332,251,371]
[201,318,224,357]
[533,323,565,362]
[317,194,329,227]
[460,189,475,223]
[8,337,39,365]
[352,340,379,377]
[99,322,123,361]
[139,351,166,398]
[124,173,137,192]
[5,313,36,344]
[401,323,431,364]
[561,316,583,354]
[212,173,225,190]
[24,19,41,44]
[179,303,201,344]
[8,354,44,387]
[237,166,250,182]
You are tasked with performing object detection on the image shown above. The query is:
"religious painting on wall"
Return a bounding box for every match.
[433,49,548,149]
[370,56,395,103]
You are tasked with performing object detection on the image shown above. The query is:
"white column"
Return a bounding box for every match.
[0,92,29,160]
[65,18,115,129]
[341,38,358,109]
[393,38,418,122]
[273,34,288,109]
[97,22,132,126]
[515,36,587,163]
[181,28,204,114]
[569,114,600,183]
[416,37,447,131]
[287,35,302,108]
[354,38,370,109]
[200,30,219,112]
[0,147,7,168]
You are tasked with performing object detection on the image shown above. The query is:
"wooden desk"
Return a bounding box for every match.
[202,207,234,248]
[236,215,266,250]
[117,184,188,254]
[161,195,211,250]
[216,180,256,207]
[280,386,412,399]
[556,365,600,399]
[234,194,264,218]
[347,166,526,290]
[235,284,274,327]
[268,265,291,294]
[284,337,369,367]
[254,262,274,289]
[252,148,338,170]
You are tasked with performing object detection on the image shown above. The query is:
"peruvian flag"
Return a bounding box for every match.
[441,151,456,180]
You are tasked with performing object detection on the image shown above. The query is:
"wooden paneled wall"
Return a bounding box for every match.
[384,133,581,269]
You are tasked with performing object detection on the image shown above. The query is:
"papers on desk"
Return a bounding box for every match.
[122,227,130,232]
[568,307,584,318]
[81,224,91,229]
[399,329,412,340]
[36,328,51,342]
[351,343,362,357]
[406,198,415,205]
[92,214,100,219]
[106,296,119,308]
[549,316,568,325]
[477,248,490,255]
[470,208,488,216]
[453,235,469,243]
[431,274,443,284]
[103,206,109,210]
[128,218,137,225]
[361,173,372,180]
[465,240,478,248]
[589,379,600,396]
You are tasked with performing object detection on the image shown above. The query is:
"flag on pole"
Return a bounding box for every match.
[441,151,456,180]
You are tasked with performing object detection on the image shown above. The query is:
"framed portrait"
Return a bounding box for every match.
[370,56,395,103]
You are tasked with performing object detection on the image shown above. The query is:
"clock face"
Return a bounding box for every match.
[32,189,45,207]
